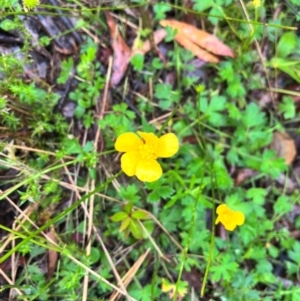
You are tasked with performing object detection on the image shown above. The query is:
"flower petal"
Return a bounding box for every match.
[121,151,141,176]
[136,159,162,182]
[234,211,245,226]
[137,131,159,146]
[223,221,237,231]
[115,132,143,152]
[155,133,179,158]
[216,204,229,214]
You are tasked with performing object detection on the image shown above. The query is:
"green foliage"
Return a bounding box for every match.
[131,53,145,71]
[111,203,151,239]
[211,254,239,282]
[153,2,172,20]
[0,1,299,300]
[279,96,296,119]
[154,83,181,109]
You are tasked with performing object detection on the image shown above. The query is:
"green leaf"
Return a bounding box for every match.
[130,53,144,71]
[269,58,300,83]
[274,195,292,215]
[211,254,239,282]
[89,247,101,264]
[129,219,143,239]
[159,207,182,232]
[157,186,175,199]
[119,184,140,203]
[208,6,223,25]
[260,150,287,178]
[147,191,161,203]
[123,202,133,213]
[153,2,172,20]
[132,210,149,220]
[62,137,82,155]
[242,103,265,128]
[226,76,246,98]
[267,244,279,258]
[246,188,266,205]
[111,211,128,222]
[200,95,227,126]
[226,103,241,120]
[279,96,295,119]
[219,61,234,82]
[0,19,18,31]
[57,58,73,84]
[277,32,297,58]
[209,95,227,112]
[120,217,131,231]
[193,0,214,11]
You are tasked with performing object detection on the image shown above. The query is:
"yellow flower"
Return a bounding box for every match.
[23,0,39,10]
[115,131,179,182]
[252,0,261,8]
[215,204,245,231]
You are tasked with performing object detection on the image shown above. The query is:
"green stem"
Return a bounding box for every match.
[0,171,122,263]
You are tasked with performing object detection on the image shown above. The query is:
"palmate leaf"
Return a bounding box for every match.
[211,254,239,282]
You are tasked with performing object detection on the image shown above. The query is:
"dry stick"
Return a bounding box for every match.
[0,197,33,301]
[81,127,91,301]
[82,56,113,301]
[82,179,95,301]
[0,144,74,159]
[138,221,170,262]
[0,167,133,299]
[109,248,151,301]
[1,191,134,299]
[0,198,39,254]
[10,222,16,301]
[62,90,130,298]
[62,164,133,300]
[0,268,28,301]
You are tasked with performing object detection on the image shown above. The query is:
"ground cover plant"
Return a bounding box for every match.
[0,0,300,300]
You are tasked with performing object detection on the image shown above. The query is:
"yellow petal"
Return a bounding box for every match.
[223,221,237,231]
[155,133,179,158]
[234,211,245,225]
[136,158,162,182]
[215,216,220,225]
[137,131,159,146]
[216,204,229,214]
[121,151,141,176]
[115,132,143,152]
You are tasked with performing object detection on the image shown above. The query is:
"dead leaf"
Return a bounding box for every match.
[233,168,258,186]
[270,131,296,165]
[175,34,219,63]
[105,13,131,87]
[160,19,235,62]
[132,28,167,56]
[46,228,59,280]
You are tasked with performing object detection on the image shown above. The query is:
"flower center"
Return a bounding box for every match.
[139,143,157,160]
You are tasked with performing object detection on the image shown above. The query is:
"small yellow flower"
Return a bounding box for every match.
[115,131,179,182]
[215,204,245,231]
[252,0,261,8]
[161,278,188,299]
[23,0,39,10]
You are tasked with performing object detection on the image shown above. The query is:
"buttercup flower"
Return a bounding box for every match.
[215,204,245,231]
[252,0,261,8]
[115,131,179,182]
